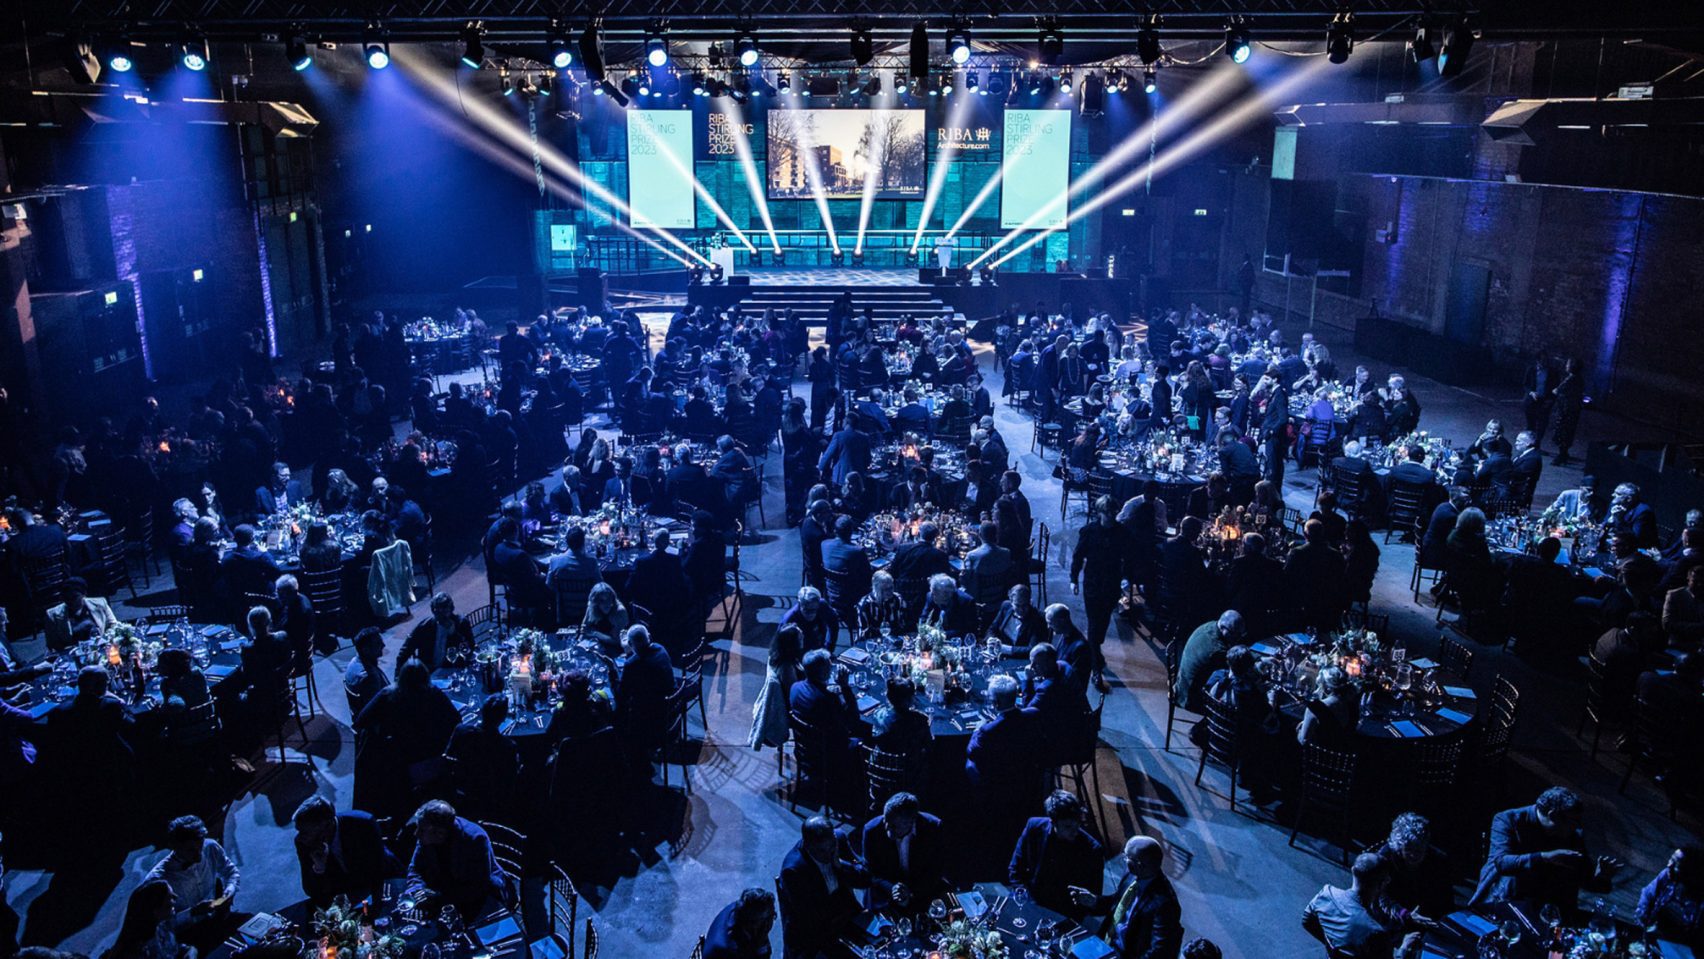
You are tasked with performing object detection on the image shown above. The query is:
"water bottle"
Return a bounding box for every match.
[1589,897,1616,941]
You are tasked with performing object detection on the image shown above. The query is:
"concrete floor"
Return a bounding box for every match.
[9,314,1697,959]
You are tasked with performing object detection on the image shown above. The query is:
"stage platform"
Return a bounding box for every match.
[736,267,945,287]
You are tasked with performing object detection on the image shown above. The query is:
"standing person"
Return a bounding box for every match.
[781,399,822,527]
[1258,372,1290,486]
[807,346,836,434]
[1522,354,1557,452]
[1551,357,1585,467]
[1071,496,1127,693]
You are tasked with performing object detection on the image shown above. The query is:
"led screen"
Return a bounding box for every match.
[767,109,926,199]
[1000,109,1072,229]
[627,109,696,230]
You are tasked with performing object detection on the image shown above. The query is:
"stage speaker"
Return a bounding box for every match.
[30,283,145,423]
[138,267,217,381]
[576,268,607,309]
[728,275,751,287]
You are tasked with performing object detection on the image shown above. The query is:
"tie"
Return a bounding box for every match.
[1111,877,1144,928]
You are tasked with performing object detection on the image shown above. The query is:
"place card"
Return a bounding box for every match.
[239,914,288,939]
[205,664,237,680]
[1435,708,1473,726]
[856,695,880,715]
[475,916,522,944]
[1441,686,1476,700]
[1659,940,1697,959]
[839,648,871,665]
[1283,632,1315,645]
[219,639,245,652]
[862,915,894,938]
[1409,657,1439,670]
[430,676,452,689]
[958,890,988,918]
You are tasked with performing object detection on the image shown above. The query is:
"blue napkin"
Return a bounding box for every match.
[1390,720,1426,738]
[219,639,245,652]
[1071,938,1116,959]
[430,677,452,689]
[1409,657,1439,670]
[475,916,522,944]
[1449,912,1496,937]
[1250,641,1281,657]
[856,695,880,714]
[1659,940,1697,959]
[862,915,894,938]
[1583,567,1607,579]
[1435,707,1473,726]
[1441,685,1476,699]
[28,700,56,719]
[529,936,567,959]
[205,664,237,679]
[1284,632,1315,645]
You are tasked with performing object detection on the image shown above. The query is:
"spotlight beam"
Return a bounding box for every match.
[968,64,1248,269]
[940,92,1061,243]
[990,60,1331,268]
[855,107,896,256]
[791,109,841,254]
[395,46,711,267]
[714,99,783,253]
[631,111,756,252]
[911,91,976,254]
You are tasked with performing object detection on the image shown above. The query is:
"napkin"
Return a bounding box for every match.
[1441,686,1476,699]
[856,695,880,715]
[1071,938,1116,959]
[430,677,453,690]
[475,916,522,944]
[1435,708,1473,726]
[862,915,894,938]
[1249,641,1281,657]
[529,937,568,959]
[28,700,56,719]
[1390,720,1427,738]
[1284,632,1316,646]
[839,648,872,665]
[205,664,237,680]
[1449,912,1497,937]
[1409,657,1439,670]
[1659,941,1697,959]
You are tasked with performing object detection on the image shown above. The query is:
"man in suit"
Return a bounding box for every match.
[821,515,874,602]
[273,574,318,668]
[1610,483,1660,550]
[1020,643,1089,764]
[960,521,1016,609]
[920,574,980,637]
[615,624,674,783]
[1223,535,1283,635]
[818,422,872,487]
[777,816,867,959]
[859,792,945,913]
[888,466,939,511]
[966,675,1042,848]
[404,800,506,918]
[1420,492,1468,570]
[1522,355,1557,449]
[167,498,200,551]
[1474,443,1515,497]
[292,796,400,905]
[255,462,307,517]
[997,470,1034,550]
[396,592,475,672]
[1037,334,1069,416]
[888,523,954,584]
[1383,445,1441,507]
[892,390,932,436]
[789,649,862,794]
[1330,439,1383,520]
[1284,519,1348,632]
[547,527,604,623]
[629,529,691,625]
[987,583,1049,653]
[799,500,835,593]
[549,465,587,517]
[1470,786,1619,910]
[1506,431,1543,500]
[665,444,715,517]
[1046,604,1095,695]
[1502,537,1577,653]
[710,435,755,503]
[1094,837,1184,959]
[1664,566,1704,646]
[601,456,652,511]
[703,888,777,959]
[221,524,282,604]
[43,576,120,651]
[1009,791,1106,921]
[1215,430,1260,503]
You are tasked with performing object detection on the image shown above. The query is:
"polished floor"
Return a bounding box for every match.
[7,316,1696,959]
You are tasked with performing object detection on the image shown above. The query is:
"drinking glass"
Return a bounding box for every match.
[1012,885,1030,906]
[1500,919,1522,947]
[928,899,948,924]
[1539,903,1562,935]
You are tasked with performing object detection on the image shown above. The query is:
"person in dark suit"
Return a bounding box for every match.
[1470,786,1620,910]
[961,522,1017,609]
[396,592,475,672]
[920,574,980,638]
[888,466,939,511]
[799,500,835,593]
[1223,533,1284,634]
[1504,537,1577,653]
[404,800,506,918]
[1523,355,1557,448]
[549,465,587,516]
[1093,837,1184,959]
[221,524,281,603]
[615,624,675,783]
[777,817,868,959]
[1420,492,1468,570]
[628,529,691,626]
[1009,791,1106,921]
[272,574,317,669]
[1020,643,1089,765]
[859,792,945,913]
[1475,446,1515,497]
[254,462,307,517]
[1284,519,1348,632]
[1329,439,1384,520]
[601,456,652,511]
[818,423,872,486]
[966,675,1042,846]
[789,649,862,797]
[821,515,874,602]
[987,583,1049,653]
[44,666,135,788]
[703,888,777,959]
[1506,431,1544,500]
[1148,365,1174,430]
[167,498,200,551]
[1046,604,1095,694]
[665,444,716,517]
[887,523,954,584]
[292,796,401,905]
[1383,445,1441,508]
[1610,483,1660,551]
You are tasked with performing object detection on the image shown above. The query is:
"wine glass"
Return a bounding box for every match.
[1012,885,1031,906]
[928,899,948,924]
[1500,919,1522,947]
[1540,903,1563,936]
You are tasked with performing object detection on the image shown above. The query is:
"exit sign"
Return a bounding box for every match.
[1193,208,1210,216]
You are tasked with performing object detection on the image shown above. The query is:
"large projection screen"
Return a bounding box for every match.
[1000,109,1073,229]
[767,109,926,200]
[627,110,696,230]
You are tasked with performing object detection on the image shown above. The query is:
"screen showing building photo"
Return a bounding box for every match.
[1000,109,1073,229]
[767,109,926,199]
[626,110,696,230]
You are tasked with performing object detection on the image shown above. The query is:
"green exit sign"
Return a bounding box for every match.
[104,291,119,305]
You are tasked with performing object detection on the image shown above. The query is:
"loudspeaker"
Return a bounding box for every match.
[138,267,216,381]
[728,275,751,287]
[30,284,145,423]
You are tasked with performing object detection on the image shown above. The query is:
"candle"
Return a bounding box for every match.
[158,441,171,453]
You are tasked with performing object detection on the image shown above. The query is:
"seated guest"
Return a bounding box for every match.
[1302,853,1420,959]
[869,677,932,758]
[549,465,587,516]
[1609,482,1660,550]
[241,604,292,707]
[1223,534,1283,635]
[446,694,521,823]
[1665,565,1704,646]
[105,879,181,959]
[1659,528,1703,595]
[404,800,506,917]
[1593,612,1663,721]
[615,625,675,782]
[255,462,304,517]
[144,815,240,948]
[1090,837,1184,959]
[343,627,389,718]
[292,796,400,905]
[1637,847,1704,950]
[1160,517,1218,630]
[920,573,979,638]
[888,522,955,585]
[682,385,723,437]
[789,648,861,785]
[4,505,67,565]
[1285,519,1349,631]
[821,515,874,603]
[893,388,932,435]
[1021,643,1089,762]
[710,435,755,500]
[1296,665,1358,746]
[1009,791,1105,920]
[665,443,716,517]
[1471,786,1621,909]
[43,577,120,651]
[581,582,631,654]
[298,522,343,573]
[781,586,840,654]
[273,573,316,669]
[777,817,868,959]
[988,583,1049,654]
[546,526,603,623]
[167,498,200,551]
[1502,536,1576,652]
[396,592,474,671]
[855,570,908,640]
[1419,492,1469,571]
[602,456,651,511]
[221,524,282,602]
[889,466,939,511]
[1343,520,1381,609]
[1364,812,1452,921]
[961,522,1016,611]
[1205,646,1280,798]
[965,675,1041,842]
[703,888,777,959]
[860,792,945,913]
[320,468,361,515]
[352,661,461,817]
[1330,440,1384,519]
[1046,603,1094,694]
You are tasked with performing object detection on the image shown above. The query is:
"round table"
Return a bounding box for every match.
[431,628,614,742]
[206,880,529,959]
[1095,448,1205,510]
[850,882,1107,959]
[856,511,974,573]
[17,620,246,724]
[1251,632,1482,742]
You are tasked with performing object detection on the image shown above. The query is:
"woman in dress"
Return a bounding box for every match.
[581,582,631,655]
[855,571,908,641]
[781,398,822,527]
[749,623,806,751]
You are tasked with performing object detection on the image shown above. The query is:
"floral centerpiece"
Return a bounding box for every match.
[311,897,406,959]
[934,919,1009,959]
[915,622,947,653]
